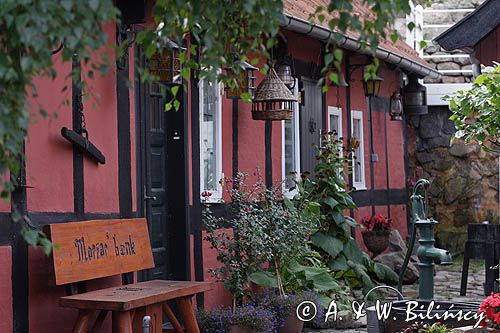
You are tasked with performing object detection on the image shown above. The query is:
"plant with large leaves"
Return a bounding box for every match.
[296,132,398,293]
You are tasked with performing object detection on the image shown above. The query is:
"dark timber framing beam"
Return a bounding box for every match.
[116,24,133,219]
[12,153,28,333]
[190,71,204,309]
[344,52,356,237]
[232,99,239,181]
[72,60,85,215]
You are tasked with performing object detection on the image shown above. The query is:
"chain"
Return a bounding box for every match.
[78,93,87,136]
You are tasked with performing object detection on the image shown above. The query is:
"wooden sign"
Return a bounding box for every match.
[46,218,155,285]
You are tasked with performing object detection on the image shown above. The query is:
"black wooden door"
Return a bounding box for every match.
[136,51,190,282]
[143,82,170,280]
[300,78,323,175]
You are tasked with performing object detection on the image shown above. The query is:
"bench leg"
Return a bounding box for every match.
[163,303,184,333]
[73,309,94,333]
[90,310,108,333]
[177,296,200,333]
[112,311,133,333]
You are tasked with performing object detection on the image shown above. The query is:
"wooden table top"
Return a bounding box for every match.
[60,280,214,311]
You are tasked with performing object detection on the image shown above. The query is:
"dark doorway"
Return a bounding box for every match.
[136,50,189,282]
[299,77,323,175]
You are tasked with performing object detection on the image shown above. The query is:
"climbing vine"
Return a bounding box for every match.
[0,0,118,252]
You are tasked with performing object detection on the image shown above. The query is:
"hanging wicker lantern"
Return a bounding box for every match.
[251,68,297,121]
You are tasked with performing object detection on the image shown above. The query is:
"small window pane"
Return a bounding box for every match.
[352,118,362,183]
[201,79,219,191]
[330,114,340,137]
[284,118,296,189]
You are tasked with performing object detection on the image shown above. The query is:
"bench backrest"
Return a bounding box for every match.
[46,218,155,285]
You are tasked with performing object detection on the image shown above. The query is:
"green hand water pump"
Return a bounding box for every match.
[398,179,453,300]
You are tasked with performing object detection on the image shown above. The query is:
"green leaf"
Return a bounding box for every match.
[373,263,398,282]
[343,239,364,264]
[329,255,349,271]
[324,196,338,209]
[249,271,278,287]
[311,232,343,258]
[22,228,39,247]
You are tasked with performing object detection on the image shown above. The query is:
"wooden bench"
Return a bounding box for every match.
[45,218,213,333]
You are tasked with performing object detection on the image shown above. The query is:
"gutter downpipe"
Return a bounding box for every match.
[280,14,441,80]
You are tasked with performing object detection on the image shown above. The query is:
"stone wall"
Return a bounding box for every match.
[422,44,473,84]
[406,106,499,253]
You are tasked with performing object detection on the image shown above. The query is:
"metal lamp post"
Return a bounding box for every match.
[363,74,383,215]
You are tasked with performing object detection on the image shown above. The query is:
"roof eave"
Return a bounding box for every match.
[434,0,500,52]
[280,13,441,79]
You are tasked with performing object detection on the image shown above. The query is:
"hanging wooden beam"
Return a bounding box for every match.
[61,127,106,164]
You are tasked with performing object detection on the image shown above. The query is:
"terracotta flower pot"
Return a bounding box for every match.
[362,230,390,257]
[229,324,256,333]
[277,312,304,333]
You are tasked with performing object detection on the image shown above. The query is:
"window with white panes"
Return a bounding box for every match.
[282,80,300,194]
[351,110,366,190]
[200,78,222,201]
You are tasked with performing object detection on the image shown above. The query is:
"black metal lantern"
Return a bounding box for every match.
[225,60,257,99]
[363,75,383,97]
[403,73,428,115]
[251,68,297,121]
[149,41,182,85]
[389,92,403,121]
[276,56,295,89]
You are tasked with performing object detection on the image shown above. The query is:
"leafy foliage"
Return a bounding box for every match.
[444,64,500,153]
[204,173,318,306]
[295,132,397,293]
[135,0,417,98]
[0,0,117,251]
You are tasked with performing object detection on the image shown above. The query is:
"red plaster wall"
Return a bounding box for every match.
[28,247,120,333]
[201,229,232,310]
[0,246,12,333]
[26,55,74,212]
[83,24,119,213]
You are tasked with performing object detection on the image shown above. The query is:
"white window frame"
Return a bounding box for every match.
[199,78,223,202]
[328,106,343,140]
[328,106,346,190]
[350,110,366,190]
[282,80,300,197]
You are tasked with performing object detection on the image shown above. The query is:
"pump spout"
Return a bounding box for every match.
[421,247,453,266]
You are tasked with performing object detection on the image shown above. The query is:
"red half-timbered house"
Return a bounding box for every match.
[0,1,440,332]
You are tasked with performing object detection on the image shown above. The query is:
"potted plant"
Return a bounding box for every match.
[477,293,500,332]
[197,307,233,333]
[252,289,324,333]
[401,322,451,333]
[230,305,276,333]
[361,214,393,257]
[197,305,276,333]
[203,173,269,310]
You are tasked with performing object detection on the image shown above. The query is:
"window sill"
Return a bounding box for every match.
[351,186,367,192]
